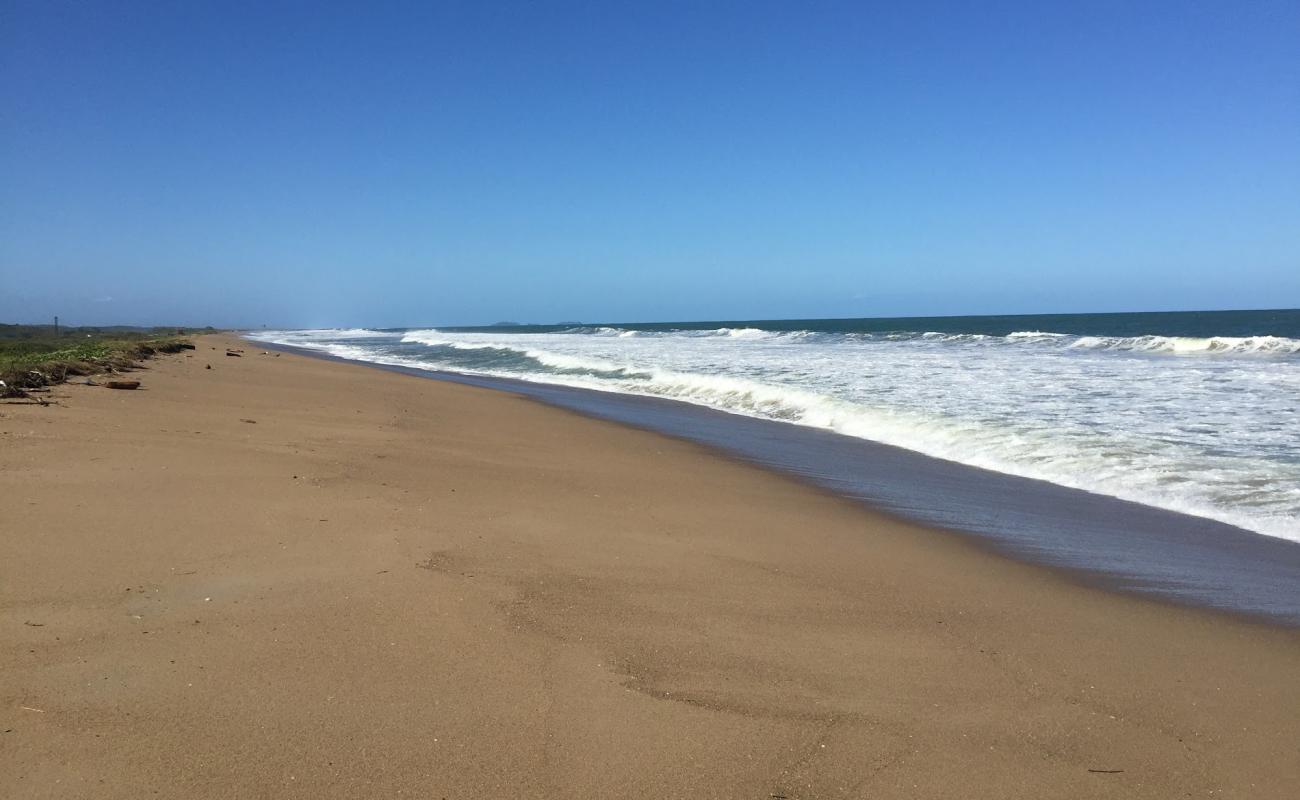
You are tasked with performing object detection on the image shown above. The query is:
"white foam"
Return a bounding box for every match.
[1067,334,1300,355]
[714,327,777,339]
[247,325,1300,542]
[524,349,629,373]
[542,325,1300,356]
[251,327,400,343]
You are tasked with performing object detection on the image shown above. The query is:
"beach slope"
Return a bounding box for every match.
[1,335,1296,798]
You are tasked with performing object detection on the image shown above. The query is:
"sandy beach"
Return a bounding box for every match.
[1,333,1296,799]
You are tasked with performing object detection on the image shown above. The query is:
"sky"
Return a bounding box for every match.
[1,1,1298,328]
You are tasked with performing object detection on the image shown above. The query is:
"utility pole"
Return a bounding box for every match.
[54,316,59,337]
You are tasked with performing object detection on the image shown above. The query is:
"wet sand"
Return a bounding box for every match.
[2,334,1297,798]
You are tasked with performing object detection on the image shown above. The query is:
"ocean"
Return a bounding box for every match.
[249,309,1300,621]
[253,309,1299,539]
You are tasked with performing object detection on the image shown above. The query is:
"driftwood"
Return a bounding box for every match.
[106,380,141,390]
[1,393,51,406]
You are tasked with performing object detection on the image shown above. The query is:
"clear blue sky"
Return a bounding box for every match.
[2,1,1297,328]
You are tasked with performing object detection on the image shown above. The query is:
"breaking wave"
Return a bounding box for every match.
[251,316,1300,543]
[1067,335,1300,355]
[523,326,1300,356]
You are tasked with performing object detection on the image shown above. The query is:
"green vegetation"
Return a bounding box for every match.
[0,324,210,396]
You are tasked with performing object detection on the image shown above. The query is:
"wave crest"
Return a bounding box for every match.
[1068,335,1300,355]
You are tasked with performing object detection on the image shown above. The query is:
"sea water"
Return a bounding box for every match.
[250,309,1300,544]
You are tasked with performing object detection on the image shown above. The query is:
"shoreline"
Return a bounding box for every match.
[3,333,1297,798]
[256,336,1300,627]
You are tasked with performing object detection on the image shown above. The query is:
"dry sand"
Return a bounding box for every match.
[2,334,1297,798]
